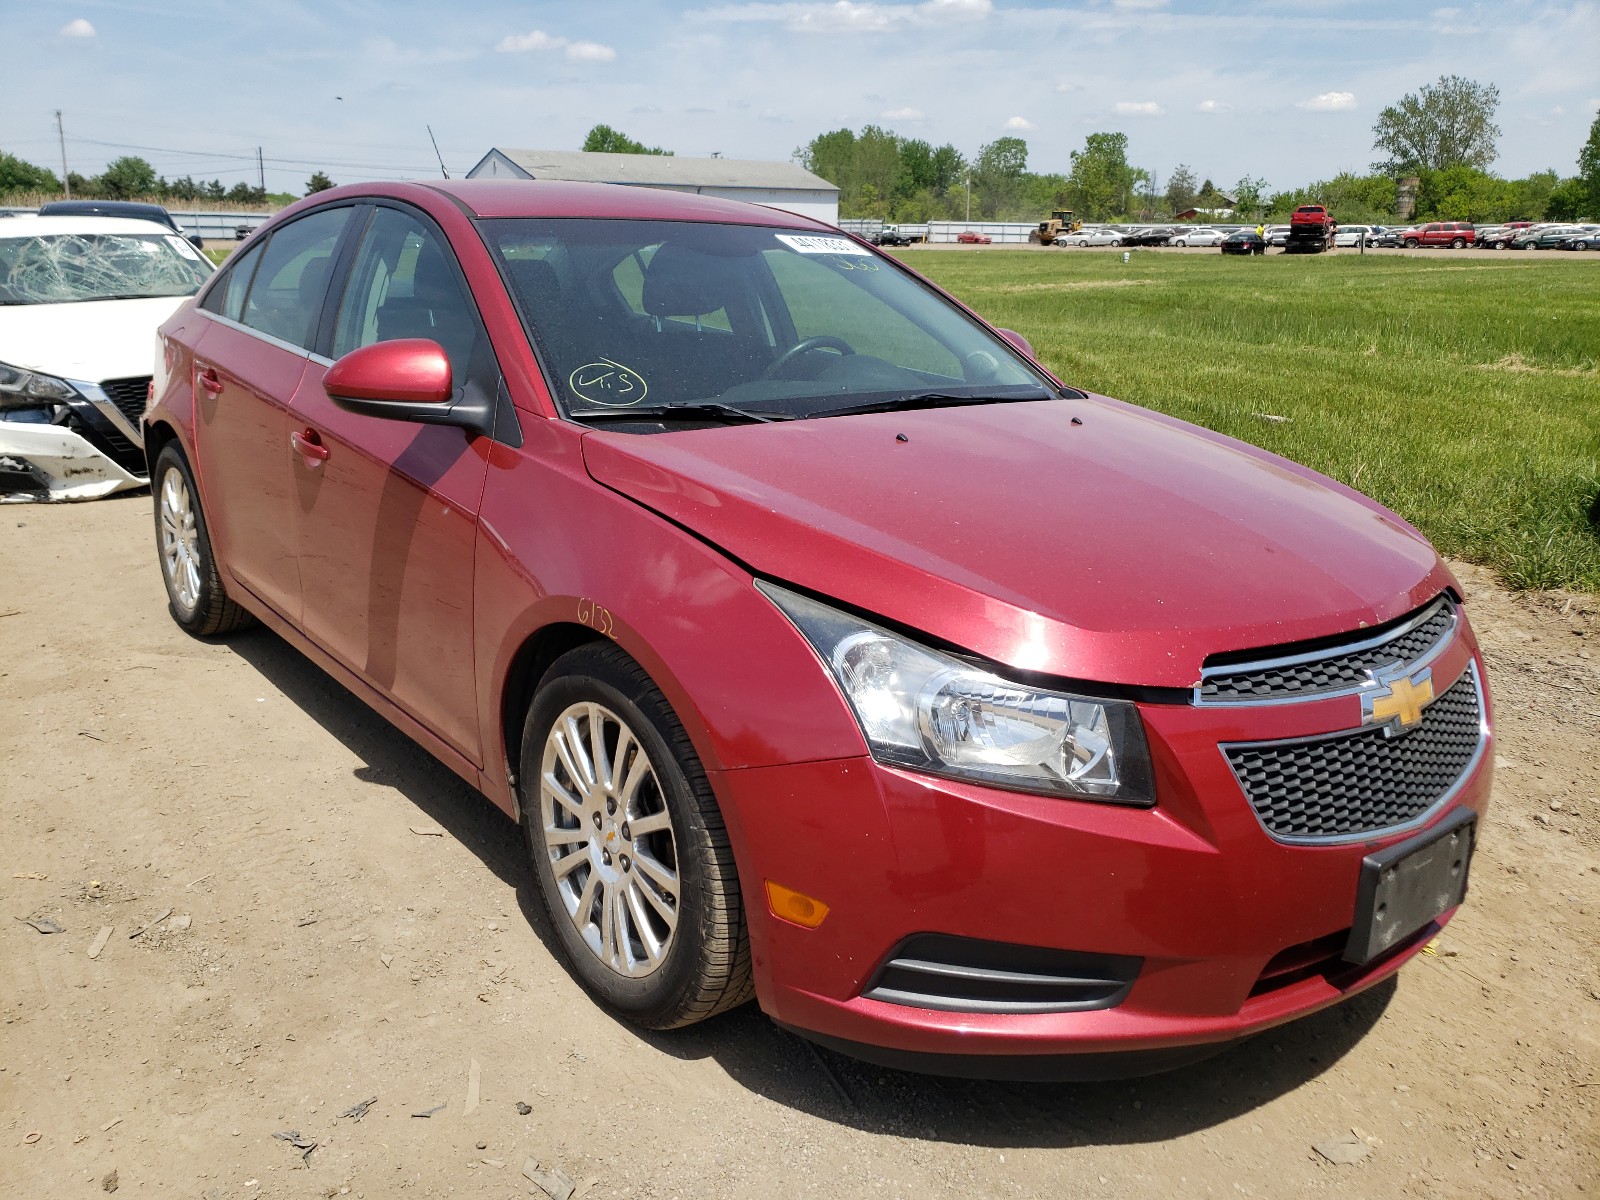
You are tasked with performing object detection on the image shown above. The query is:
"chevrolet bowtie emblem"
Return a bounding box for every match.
[1363,665,1435,736]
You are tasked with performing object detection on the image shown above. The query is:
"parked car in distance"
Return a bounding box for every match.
[872,225,915,247]
[1403,222,1475,248]
[1063,228,1123,247]
[1120,227,1173,246]
[147,179,1494,1080]
[38,199,205,249]
[1514,224,1589,250]
[0,216,212,499]
[1264,225,1291,247]
[1556,230,1600,250]
[1219,229,1266,256]
[1333,224,1383,247]
[1169,228,1225,247]
[955,230,992,244]
[1373,227,1411,248]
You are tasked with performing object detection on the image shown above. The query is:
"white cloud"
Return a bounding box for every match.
[1114,101,1164,117]
[690,0,991,33]
[1431,6,1461,17]
[1297,91,1357,111]
[760,107,794,123]
[496,30,615,60]
[1550,104,1565,116]
[1003,115,1037,131]
[1196,99,1232,113]
[497,29,563,52]
[1590,98,1600,112]
[881,107,925,121]
[1055,79,1085,93]
[1113,0,1169,8]
[566,41,616,61]
[60,18,95,37]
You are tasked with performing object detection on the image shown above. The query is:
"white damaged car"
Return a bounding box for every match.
[1,215,212,500]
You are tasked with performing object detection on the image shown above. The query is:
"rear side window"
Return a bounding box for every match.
[240,207,353,350]
[201,241,265,322]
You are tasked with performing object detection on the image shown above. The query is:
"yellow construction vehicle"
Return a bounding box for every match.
[1029,210,1083,245]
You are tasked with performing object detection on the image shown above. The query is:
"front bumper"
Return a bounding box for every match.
[0,416,147,501]
[712,638,1492,1076]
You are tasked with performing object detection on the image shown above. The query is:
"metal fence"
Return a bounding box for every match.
[0,206,274,240]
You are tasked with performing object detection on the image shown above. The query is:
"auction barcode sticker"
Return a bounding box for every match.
[775,234,871,256]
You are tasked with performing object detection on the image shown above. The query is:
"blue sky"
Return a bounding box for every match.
[5,1,1598,198]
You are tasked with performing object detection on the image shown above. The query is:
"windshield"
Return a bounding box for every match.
[0,232,211,304]
[480,218,1049,425]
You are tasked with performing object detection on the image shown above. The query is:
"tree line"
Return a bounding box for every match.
[796,76,1598,226]
[0,151,310,206]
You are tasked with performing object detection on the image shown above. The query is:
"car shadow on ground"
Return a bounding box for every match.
[227,624,1397,1149]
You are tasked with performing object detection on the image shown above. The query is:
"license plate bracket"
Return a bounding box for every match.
[1343,807,1476,965]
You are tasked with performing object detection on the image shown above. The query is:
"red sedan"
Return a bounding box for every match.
[146,181,1491,1079]
[955,230,993,244]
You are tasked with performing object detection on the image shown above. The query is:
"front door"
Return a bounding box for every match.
[290,204,492,764]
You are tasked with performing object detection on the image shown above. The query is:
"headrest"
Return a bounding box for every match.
[641,242,744,318]
[297,256,332,306]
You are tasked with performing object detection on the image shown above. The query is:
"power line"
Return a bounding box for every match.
[69,135,442,173]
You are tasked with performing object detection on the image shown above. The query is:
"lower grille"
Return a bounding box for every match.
[1224,667,1483,842]
[862,934,1141,1015]
[99,376,151,426]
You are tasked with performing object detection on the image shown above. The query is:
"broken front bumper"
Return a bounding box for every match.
[0,417,147,501]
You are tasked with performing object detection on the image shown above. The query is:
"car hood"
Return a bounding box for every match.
[0,296,189,383]
[581,398,1453,689]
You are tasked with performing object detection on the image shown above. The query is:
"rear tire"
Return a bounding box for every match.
[152,443,254,637]
[1451,237,1466,248]
[519,643,753,1030]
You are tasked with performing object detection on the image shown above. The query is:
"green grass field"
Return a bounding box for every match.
[899,249,1600,592]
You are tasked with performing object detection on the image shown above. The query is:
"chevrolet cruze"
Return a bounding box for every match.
[146,180,1491,1078]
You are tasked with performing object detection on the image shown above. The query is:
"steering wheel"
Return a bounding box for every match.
[765,335,855,378]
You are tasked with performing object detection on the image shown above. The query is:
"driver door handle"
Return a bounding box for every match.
[290,428,330,464]
[197,366,223,396]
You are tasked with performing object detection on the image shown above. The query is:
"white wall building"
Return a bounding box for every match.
[466,149,840,226]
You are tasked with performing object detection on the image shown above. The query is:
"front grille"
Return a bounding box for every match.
[1199,597,1456,703]
[1223,667,1482,842]
[862,934,1141,1015]
[99,376,151,426]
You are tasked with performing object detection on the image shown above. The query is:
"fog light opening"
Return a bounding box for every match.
[765,880,830,929]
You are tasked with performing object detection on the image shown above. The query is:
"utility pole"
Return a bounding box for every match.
[964,172,971,222]
[257,147,265,193]
[55,110,70,197]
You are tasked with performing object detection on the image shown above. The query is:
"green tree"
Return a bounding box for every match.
[1233,175,1269,219]
[1543,176,1588,221]
[1066,132,1137,220]
[166,175,200,202]
[96,155,159,199]
[1164,164,1197,215]
[305,171,335,195]
[0,152,61,195]
[1577,111,1600,217]
[581,124,671,155]
[927,144,965,194]
[1372,75,1501,173]
[971,136,1029,218]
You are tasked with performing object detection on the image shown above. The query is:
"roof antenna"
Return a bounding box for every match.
[427,125,449,179]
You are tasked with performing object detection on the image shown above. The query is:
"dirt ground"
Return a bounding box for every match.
[2,493,1596,1200]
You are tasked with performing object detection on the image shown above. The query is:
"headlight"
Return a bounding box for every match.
[0,362,78,409]
[758,582,1156,805]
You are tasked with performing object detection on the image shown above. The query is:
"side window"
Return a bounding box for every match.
[331,206,482,388]
[240,207,352,350]
[200,240,264,322]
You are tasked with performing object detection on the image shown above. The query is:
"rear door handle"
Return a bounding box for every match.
[290,428,330,464]
[197,366,223,396]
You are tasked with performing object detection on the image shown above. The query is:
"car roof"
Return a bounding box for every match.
[0,214,185,238]
[295,179,837,230]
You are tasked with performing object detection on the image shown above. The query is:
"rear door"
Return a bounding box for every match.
[191,206,358,619]
[289,203,495,764]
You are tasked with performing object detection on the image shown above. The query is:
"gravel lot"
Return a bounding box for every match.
[2,494,1597,1199]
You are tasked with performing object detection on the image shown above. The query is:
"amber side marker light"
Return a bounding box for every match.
[765,881,830,929]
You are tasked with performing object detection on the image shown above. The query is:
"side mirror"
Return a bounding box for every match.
[187,234,206,250]
[996,328,1035,359]
[323,339,491,435]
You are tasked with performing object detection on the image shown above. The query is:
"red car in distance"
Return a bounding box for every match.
[955,230,993,244]
[146,180,1492,1079]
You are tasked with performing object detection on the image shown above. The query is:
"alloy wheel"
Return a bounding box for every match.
[159,466,202,615]
[539,702,679,978]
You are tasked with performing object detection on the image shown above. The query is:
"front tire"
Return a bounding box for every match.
[520,643,752,1030]
[1404,238,1419,248]
[152,443,253,637]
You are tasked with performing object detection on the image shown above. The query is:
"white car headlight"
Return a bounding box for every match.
[759,582,1156,805]
[0,362,78,408]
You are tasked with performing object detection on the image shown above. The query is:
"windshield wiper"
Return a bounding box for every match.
[567,401,793,426]
[805,388,1056,420]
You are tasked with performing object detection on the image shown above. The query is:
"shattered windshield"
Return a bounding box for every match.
[0,232,211,305]
[481,218,1049,427]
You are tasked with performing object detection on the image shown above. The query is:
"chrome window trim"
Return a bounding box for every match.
[1219,661,1487,847]
[198,310,315,362]
[1194,595,1458,708]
